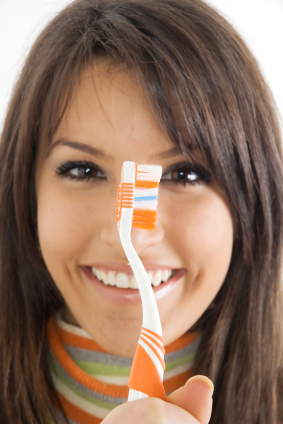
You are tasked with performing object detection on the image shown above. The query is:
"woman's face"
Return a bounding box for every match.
[36,63,233,356]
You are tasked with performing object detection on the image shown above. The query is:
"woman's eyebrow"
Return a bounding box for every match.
[47,138,187,161]
[150,146,189,160]
[47,138,113,161]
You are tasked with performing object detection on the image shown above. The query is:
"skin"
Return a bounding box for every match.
[35,63,234,360]
[102,377,213,424]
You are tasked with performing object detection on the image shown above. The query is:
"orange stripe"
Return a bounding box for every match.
[132,210,157,229]
[135,181,159,188]
[128,343,166,400]
[163,369,194,393]
[133,210,156,216]
[132,223,155,230]
[47,316,129,398]
[57,392,103,424]
[140,336,165,370]
[140,332,165,354]
[142,327,164,344]
[133,219,156,225]
[57,326,107,352]
[133,215,156,223]
[164,331,199,354]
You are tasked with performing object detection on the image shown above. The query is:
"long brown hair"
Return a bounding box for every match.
[0,0,283,423]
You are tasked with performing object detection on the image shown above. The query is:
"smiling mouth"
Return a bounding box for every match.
[81,266,185,304]
[90,267,177,289]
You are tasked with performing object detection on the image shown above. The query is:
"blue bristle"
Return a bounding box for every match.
[134,196,158,202]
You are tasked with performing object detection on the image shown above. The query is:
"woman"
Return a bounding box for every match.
[0,0,283,423]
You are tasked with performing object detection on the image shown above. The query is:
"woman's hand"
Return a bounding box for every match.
[102,375,213,424]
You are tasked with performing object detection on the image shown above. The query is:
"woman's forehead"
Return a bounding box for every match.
[45,64,178,157]
[39,59,214,169]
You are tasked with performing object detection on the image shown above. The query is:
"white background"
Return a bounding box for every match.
[0,0,282,133]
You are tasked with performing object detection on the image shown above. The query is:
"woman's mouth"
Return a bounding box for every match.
[91,267,174,288]
[80,266,185,305]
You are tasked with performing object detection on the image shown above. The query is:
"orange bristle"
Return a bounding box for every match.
[135,181,159,188]
[132,209,157,231]
[116,182,134,222]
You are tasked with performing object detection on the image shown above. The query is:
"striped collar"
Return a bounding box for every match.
[47,310,200,423]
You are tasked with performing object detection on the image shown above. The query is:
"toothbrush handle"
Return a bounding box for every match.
[128,328,166,401]
[118,207,166,401]
[120,236,166,400]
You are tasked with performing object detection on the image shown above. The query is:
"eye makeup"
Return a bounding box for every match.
[55,160,211,187]
[55,160,106,181]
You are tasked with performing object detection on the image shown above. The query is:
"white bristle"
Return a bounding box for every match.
[135,188,159,197]
[133,201,157,210]
[136,164,162,182]
[133,164,162,211]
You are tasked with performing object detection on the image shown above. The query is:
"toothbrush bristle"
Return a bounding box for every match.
[136,164,162,182]
[116,182,134,222]
[133,164,162,231]
[116,163,162,230]
[132,210,157,231]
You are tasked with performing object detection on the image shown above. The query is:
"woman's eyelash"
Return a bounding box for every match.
[161,162,211,186]
[55,160,211,186]
[55,161,106,181]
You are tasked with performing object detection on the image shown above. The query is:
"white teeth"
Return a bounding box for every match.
[101,270,108,285]
[91,267,173,288]
[116,273,129,288]
[163,270,170,281]
[152,270,162,287]
[129,275,139,289]
[161,270,167,282]
[108,271,116,286]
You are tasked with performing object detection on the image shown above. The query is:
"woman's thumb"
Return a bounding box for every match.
[166,375,213,424]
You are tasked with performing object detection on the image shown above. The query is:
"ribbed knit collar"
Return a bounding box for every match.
[47,310,200,424]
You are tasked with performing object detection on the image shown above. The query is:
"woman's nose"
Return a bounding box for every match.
[99,206,164,256]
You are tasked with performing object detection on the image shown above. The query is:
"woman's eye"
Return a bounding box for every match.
[161,163,211,186]
[56,161,106,181]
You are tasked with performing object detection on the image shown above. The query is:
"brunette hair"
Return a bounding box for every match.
[1,0,283,423]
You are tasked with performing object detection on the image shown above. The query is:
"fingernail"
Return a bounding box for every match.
[185,375,214,396]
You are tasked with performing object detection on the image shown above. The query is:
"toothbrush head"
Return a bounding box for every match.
[116,162,162,230]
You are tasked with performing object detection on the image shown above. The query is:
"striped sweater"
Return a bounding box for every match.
[47,310,200,424]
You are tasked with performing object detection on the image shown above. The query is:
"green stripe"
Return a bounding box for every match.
[49,357,117,411]
[73,353,195,375]
[74,360,131,377]
[165,353,195,372]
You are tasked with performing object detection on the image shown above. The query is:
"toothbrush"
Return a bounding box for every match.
[116,161,166,402]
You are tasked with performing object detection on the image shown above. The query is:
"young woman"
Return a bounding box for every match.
[0,0,282,423]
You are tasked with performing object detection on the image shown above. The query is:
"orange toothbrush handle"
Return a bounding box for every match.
[128,328,166,401]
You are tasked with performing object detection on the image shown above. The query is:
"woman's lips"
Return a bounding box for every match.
[81,266,186,305]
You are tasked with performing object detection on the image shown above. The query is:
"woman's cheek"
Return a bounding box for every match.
[165,188,233,283]
[37,185,90,261]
